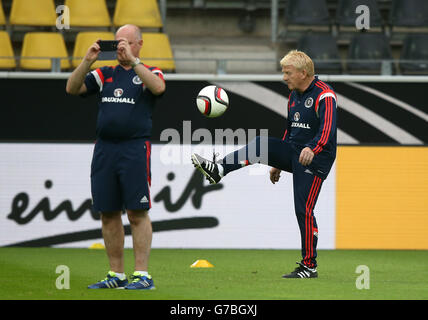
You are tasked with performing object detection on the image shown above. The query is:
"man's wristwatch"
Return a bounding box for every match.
[131,57,141,68]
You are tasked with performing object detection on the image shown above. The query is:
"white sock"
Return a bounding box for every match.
[134,271,149,277]
[218,164,224,177]
[114,272,126,280]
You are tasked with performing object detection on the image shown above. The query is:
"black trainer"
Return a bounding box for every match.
[191,153,222,184]
[282,262,318,278]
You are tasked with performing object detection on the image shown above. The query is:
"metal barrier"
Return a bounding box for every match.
[1,70,428,82]
[2,56,428,75]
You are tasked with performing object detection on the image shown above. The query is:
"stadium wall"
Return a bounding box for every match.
[0,74,427,249]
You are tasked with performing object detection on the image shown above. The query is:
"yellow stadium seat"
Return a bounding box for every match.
[0,31,16,69]
[20,33,70,70]
[65,0,111,27]
[113,0,163,29]
[72,32,117,69]
[0,1,6,26]
[141,33,175,71]
[10,0,56,26]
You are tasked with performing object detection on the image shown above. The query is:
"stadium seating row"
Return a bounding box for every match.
[1,29,426,74]
[7,0,426,33]
[284,0,428,30]
[279,0,428,74]
[0,31,175,71]
[297,31,428,75]
[0,0,163,29]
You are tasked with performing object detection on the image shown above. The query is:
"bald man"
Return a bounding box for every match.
[67,24,166,290]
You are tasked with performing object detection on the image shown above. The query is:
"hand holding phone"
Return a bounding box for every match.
[116,38,136,65]
[84,40,101,63]
[97,40,119,60]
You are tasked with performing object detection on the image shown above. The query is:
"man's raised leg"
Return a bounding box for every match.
[192,136,293,184]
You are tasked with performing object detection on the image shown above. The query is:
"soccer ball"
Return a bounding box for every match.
[196,85,229,118]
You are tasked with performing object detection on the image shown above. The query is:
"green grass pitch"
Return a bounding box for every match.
[0,247,427,300]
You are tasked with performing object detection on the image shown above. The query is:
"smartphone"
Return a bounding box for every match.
[98,40,119,60]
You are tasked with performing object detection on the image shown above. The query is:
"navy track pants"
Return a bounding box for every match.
[221,136,323,268]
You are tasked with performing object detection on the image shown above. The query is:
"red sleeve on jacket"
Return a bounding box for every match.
[306,91,337,155]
